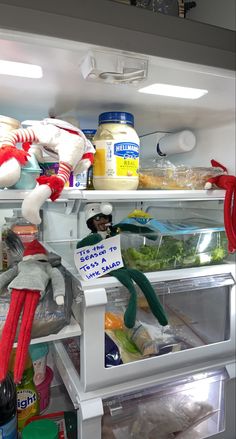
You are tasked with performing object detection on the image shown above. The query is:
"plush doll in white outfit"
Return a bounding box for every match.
[0,118,95,224]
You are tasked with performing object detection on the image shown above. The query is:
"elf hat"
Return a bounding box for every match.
[23,239,48,261]
[84,202,113,222]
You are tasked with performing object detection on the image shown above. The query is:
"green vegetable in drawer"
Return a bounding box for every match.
[122,233,228,272]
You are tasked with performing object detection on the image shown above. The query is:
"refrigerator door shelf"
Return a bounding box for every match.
[0,189,227,203]
[12,316,82,347]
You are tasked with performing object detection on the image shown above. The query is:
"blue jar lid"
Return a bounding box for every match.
[82,129,97,135]
[98,112,134,126]
[29,343,49,361]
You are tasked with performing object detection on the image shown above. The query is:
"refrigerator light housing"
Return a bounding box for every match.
[138,83,208,99]
[0,60,43,78]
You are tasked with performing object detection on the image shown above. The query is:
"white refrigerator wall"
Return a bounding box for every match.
[170,122,236,174]
[140,122,236,174]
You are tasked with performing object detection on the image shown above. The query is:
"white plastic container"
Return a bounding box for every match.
[157,130,196,156]
[29,343,49,386]
[93,112,140,190]
[0,115,20,146]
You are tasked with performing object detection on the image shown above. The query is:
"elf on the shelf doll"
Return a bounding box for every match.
[0,240,65,383]
[79,202,168,329]
[205,160,236,253]
[0,118,95,224]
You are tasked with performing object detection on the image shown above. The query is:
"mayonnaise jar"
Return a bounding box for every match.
[93,112,140,190]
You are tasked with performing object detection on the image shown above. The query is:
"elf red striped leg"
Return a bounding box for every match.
[36,161,72,201]
[0,289,27,382]
[14,290,40,384]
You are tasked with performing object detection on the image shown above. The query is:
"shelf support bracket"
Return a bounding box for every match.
[78,398,104,439]
[65,199,82,215]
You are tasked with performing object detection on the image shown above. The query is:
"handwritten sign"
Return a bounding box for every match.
[74,235,124,280]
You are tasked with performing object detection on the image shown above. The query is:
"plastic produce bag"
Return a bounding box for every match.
[138,158,225,190]
[105,333,123,367]
[102,390,214,439]
[106,328,143,363]
[130,393,213,438]
[0,252,74,340]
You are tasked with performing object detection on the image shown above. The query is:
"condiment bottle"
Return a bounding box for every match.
[11,353,40,431]
[82,129,97,190]
[93,112,140,190]
[0,373,17,438]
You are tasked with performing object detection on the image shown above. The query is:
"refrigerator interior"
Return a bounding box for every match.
[0,13,235,439]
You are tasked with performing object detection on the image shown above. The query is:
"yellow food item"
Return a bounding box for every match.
[138,173,186,189]
[105,312,124,330]
[127,209,152,219]
[138,167,225,190]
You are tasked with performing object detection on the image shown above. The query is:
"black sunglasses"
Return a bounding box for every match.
[93,214,110,221]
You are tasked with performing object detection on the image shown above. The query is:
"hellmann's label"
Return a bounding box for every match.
[93,140,139,178]
[17,389,39,431]
[114,141,139,177]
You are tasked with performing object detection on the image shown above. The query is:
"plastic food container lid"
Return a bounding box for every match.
[29,343,49,361]
[22,419,58,439]
[20,152,41,173]
[98,112,134,126]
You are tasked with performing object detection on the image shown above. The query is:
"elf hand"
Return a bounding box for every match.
[0,143,29,187]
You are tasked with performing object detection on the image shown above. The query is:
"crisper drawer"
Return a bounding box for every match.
[71,269,235,391]
[102,369,228,439]
[51,343,235,439]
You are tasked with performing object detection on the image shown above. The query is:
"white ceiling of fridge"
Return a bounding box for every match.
[0,28,235,135]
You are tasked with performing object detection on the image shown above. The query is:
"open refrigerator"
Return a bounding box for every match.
[0,1,235,438]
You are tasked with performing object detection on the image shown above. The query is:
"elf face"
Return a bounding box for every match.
[92,214,110,232]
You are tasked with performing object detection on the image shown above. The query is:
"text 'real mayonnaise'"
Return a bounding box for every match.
[93,112,140,190]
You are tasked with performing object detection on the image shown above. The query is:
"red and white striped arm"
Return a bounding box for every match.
[0,127,39,147]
